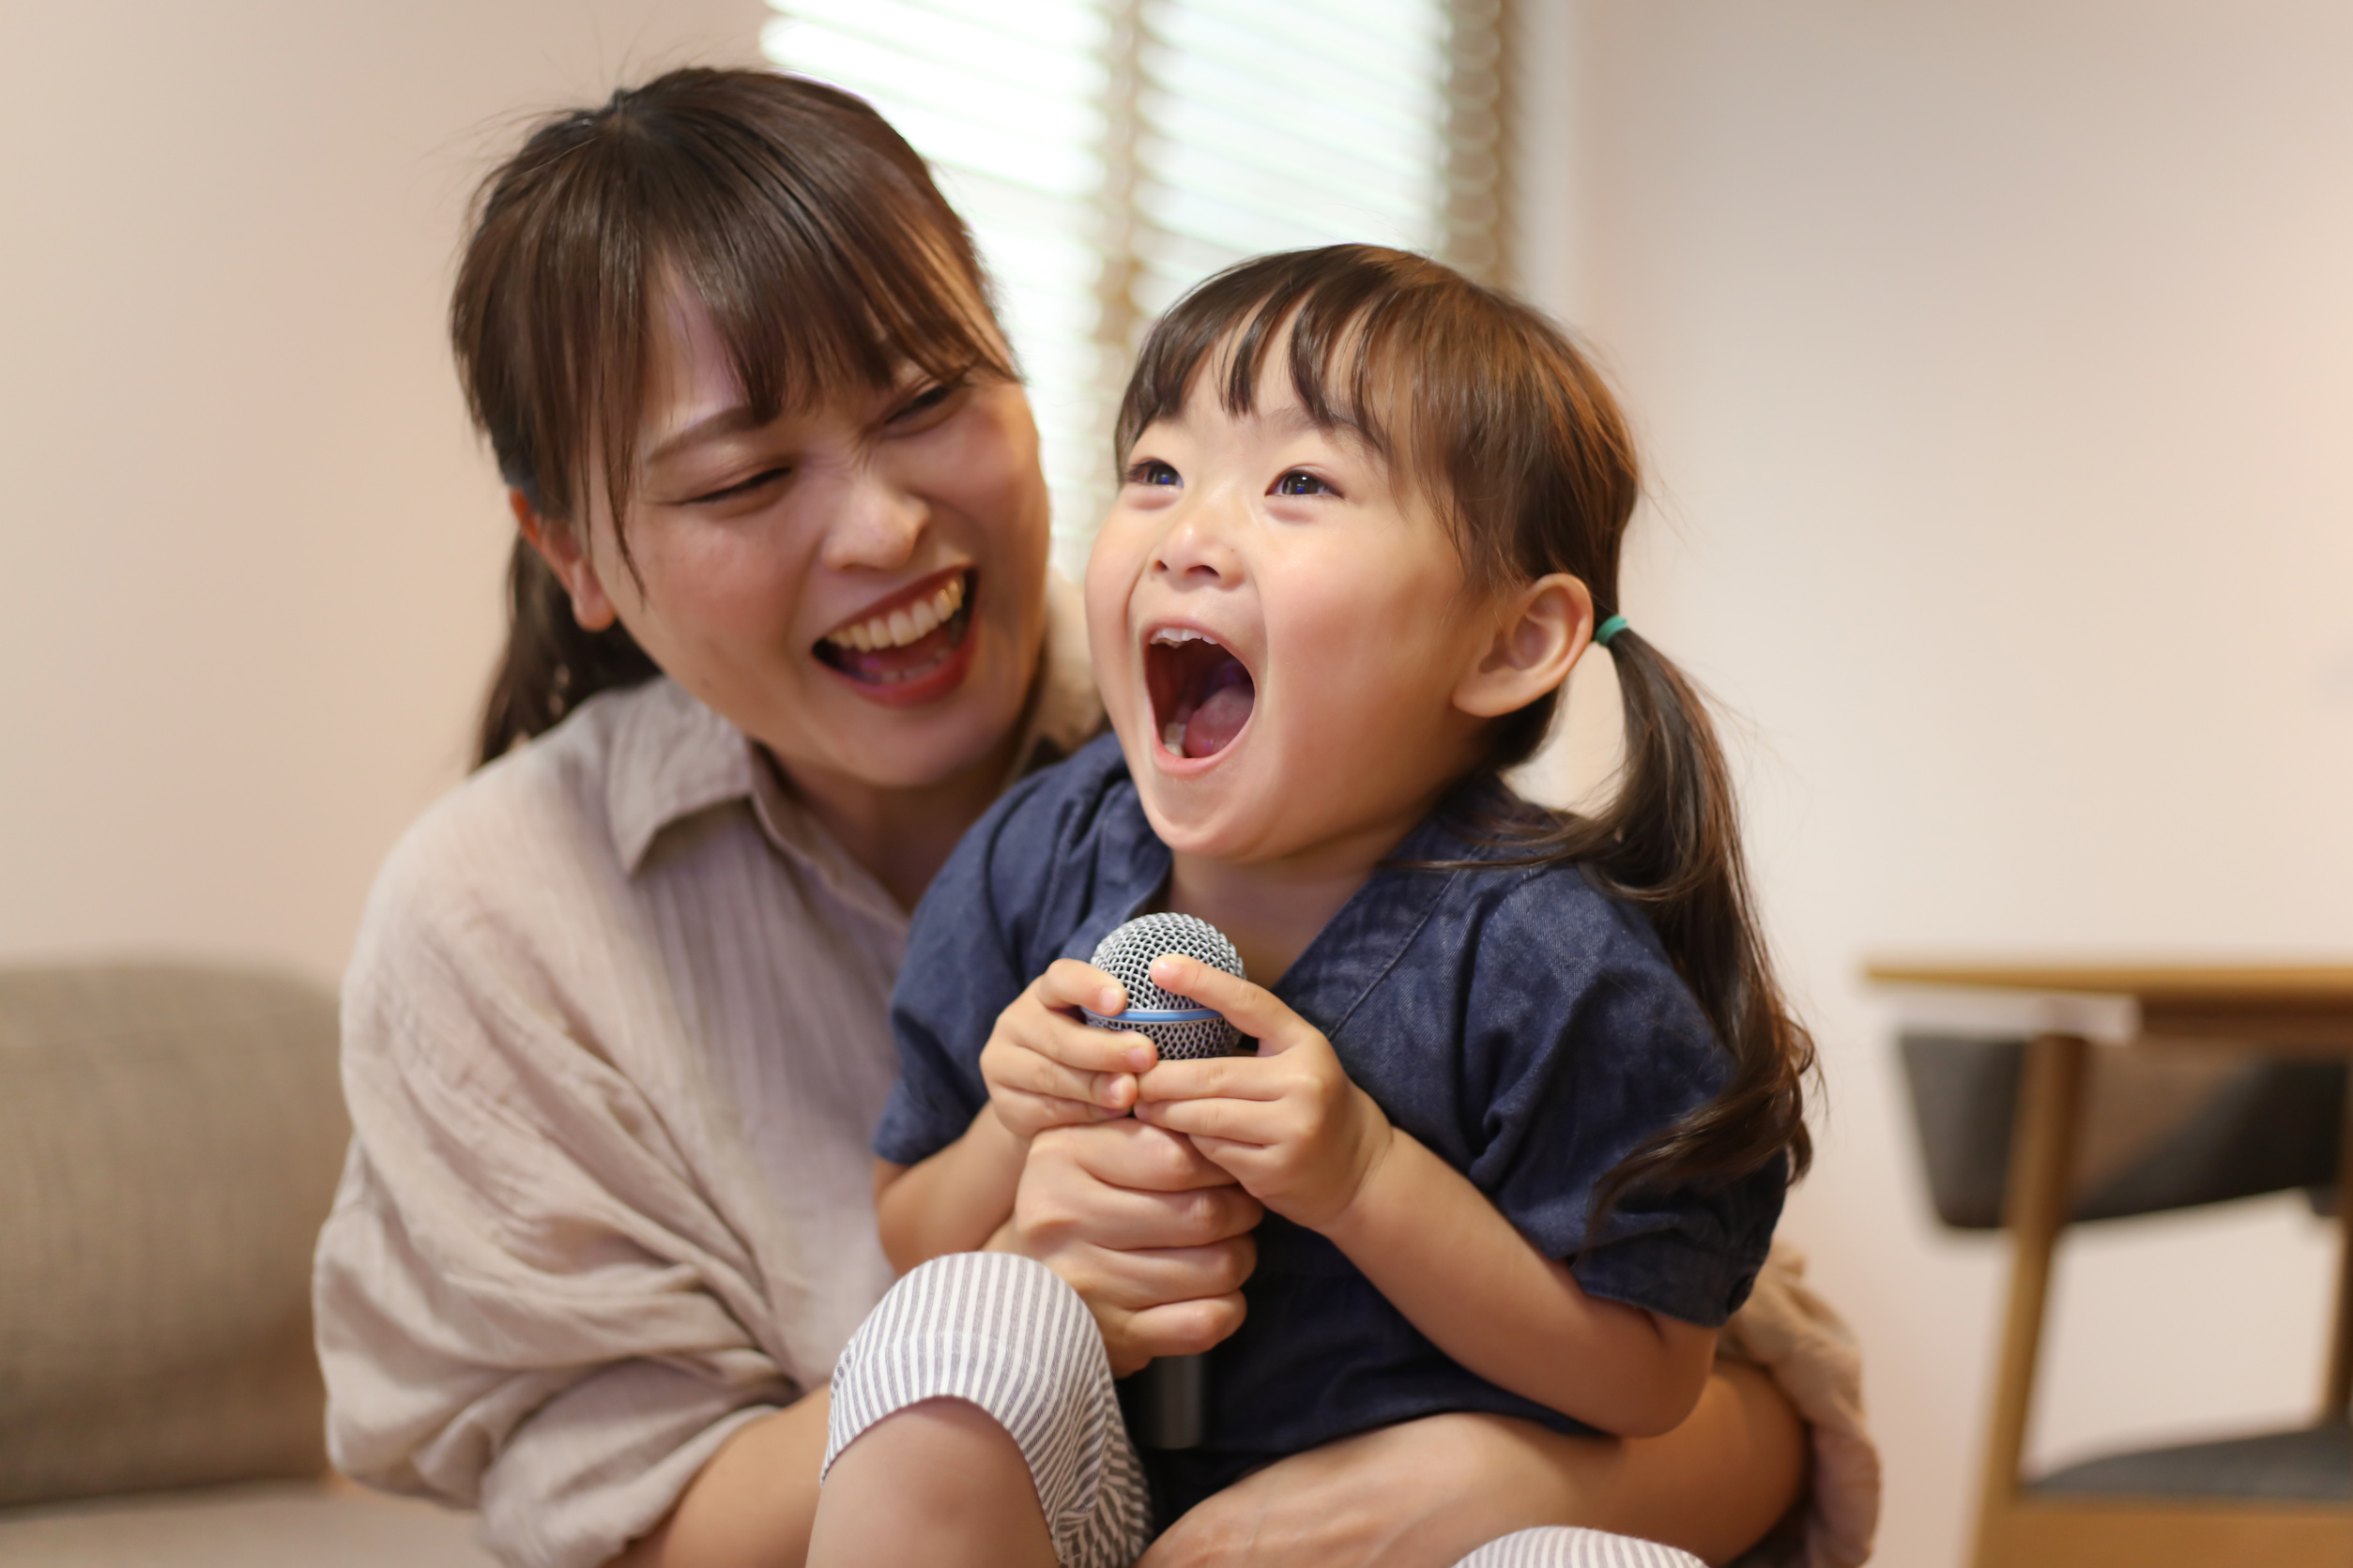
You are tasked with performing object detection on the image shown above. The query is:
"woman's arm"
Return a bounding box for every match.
[1133,954,1713,1437]
[1140,1362,1807,1568]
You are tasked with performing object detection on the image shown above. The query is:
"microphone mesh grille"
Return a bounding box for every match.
[1086,913,1245,1060]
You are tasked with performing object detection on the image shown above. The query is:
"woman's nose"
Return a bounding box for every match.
[818,466,928,574]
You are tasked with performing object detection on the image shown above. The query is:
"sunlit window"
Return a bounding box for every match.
[763,0,1507,570]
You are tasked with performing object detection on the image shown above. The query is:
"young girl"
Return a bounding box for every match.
[819,245,1818,1568]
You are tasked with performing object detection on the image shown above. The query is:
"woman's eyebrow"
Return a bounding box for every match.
[645,403,762,466]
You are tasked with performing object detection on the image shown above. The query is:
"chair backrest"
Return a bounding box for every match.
[0,963,347,1508]
[1900,1033,2345,1229]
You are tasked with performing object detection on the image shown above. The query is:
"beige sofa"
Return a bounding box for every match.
[0,964,495,1565]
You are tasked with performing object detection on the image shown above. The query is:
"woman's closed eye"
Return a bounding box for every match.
[886,378,968,432]
[687,466,791,506]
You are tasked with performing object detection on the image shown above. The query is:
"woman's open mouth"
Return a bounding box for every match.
[1145,627,1255,761]
[814,570,977,701]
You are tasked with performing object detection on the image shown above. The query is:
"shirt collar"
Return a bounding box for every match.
[607,571,1105,900]
[604,677,763,874]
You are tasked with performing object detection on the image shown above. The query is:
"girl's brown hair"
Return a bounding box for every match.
[1117,244,1815,1218]
[451,68,1014,765]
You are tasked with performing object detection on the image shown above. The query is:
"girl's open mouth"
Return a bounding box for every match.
[1145,627,1255,761]
[814,570,976,698]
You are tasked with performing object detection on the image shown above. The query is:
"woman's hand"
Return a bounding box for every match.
[1140,1412,1598,1568]
[1006,1118,1262,1375]
[979,959,1161,1140]
[1131,955,1395,1231]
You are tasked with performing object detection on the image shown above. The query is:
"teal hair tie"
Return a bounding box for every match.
[1595,614,1631,647]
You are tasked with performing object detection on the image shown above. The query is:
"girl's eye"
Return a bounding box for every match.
[1126,458,1181,488]
[691,467,789,505]
[1272,469,1334,497]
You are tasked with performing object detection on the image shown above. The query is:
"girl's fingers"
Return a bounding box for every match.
[1037,958,1130,1019]
[999,1086,1126,1133]
[1134,1095,1278,1146]
[989,1036,1138,1110]
[1005,1003,1157,1075]
[1133,1055,1279,1104]
[1144,956,1306,1048]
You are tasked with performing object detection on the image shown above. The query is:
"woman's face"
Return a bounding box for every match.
[537,284,1052,796]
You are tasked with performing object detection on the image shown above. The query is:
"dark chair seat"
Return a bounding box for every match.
[2031,1423,2352,1502]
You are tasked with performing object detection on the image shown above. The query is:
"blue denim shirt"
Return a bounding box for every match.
[876,734,1783,1502]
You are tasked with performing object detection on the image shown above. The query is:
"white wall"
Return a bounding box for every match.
[0,0,767,982]
[1521,4,2353,1563]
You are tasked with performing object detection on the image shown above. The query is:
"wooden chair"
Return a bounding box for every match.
[1876,965,2353,1568]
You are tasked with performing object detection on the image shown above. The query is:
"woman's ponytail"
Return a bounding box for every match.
[474,537,658,768]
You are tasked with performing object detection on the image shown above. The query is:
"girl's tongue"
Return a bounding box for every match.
[1153,639,1256,761]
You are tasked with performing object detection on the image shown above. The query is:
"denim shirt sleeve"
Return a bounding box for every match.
[1461,870,1783,1327]
[870,775,1053,1167]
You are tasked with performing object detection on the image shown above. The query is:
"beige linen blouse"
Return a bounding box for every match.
[313,594,1101,1568]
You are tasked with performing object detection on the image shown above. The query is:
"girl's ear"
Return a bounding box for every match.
[510,488,619,632]
[1452,572,1594,719]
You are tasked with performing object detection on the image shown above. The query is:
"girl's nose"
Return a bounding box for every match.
[1150,496,1245,586]
[818,466,928,574]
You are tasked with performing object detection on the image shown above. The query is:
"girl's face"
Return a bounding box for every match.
[1087,375,1506,867]
[539,285,1052,795]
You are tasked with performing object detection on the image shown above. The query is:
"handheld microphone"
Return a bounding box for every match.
[1083,912,1245,1450]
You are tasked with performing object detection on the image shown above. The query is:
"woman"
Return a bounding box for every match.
[313,68,1872,1568]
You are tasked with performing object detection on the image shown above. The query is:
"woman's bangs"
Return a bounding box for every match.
[678,188,1014,429]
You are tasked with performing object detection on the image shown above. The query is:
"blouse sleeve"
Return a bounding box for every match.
[313,817,794,1568]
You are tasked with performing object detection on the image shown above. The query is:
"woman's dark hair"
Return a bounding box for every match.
[1117,244,1816,1219]
[451,68,1014,765]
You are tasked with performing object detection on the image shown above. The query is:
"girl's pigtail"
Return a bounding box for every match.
[1585,628,1815,1220]
[474,535,659,768]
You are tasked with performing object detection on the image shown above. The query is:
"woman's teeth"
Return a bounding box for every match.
[824,576,965,653]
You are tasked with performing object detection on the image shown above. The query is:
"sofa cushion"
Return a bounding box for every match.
[0,1479,498,1566]
[0,965,347,1507]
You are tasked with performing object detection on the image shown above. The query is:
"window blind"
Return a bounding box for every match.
[762,0,1510,569]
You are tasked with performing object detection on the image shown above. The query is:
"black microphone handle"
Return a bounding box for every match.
[1125,1350,1208,1450]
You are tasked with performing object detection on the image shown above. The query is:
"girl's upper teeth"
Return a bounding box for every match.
[1151,627,1218,647]
[826,576,965,651]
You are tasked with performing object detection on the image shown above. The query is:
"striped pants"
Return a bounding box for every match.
[823,1253,1702,1568]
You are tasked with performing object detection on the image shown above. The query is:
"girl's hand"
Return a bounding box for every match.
[1131,954,1395,1232]
[979,959,1162,1141]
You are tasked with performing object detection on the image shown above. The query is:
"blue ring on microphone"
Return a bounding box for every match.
[1083,1007,1222,1026]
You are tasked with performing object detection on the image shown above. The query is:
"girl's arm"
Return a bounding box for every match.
[876,958,1162,1271]
[1134,954,1716,1439]
[1321,1128,1714,1437]
[871,1119,1023,1272]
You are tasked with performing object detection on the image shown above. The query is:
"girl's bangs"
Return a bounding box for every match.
[1113,247,1519,590]
[1118,250,1421,471]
